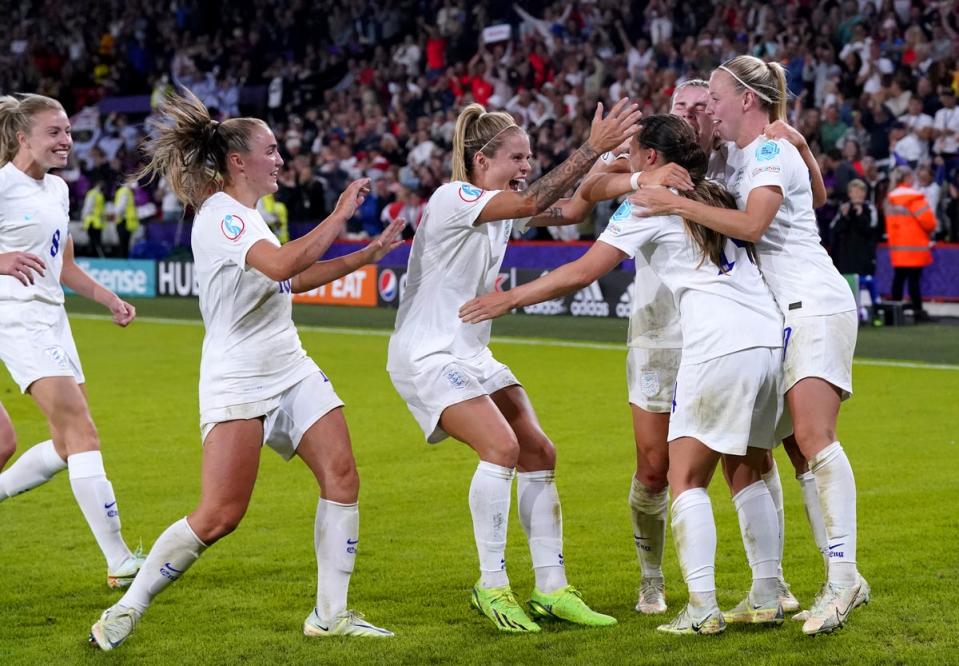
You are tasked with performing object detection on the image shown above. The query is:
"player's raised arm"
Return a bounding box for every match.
[472,99,642,224]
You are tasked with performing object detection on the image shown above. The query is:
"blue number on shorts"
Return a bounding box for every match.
[50,229,61,257]
[782,326,793,360]
[671,382,678,413]
[277,279,292,294]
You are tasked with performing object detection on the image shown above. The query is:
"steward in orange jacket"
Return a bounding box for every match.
[884,184,936,267]
[884,168,937,320]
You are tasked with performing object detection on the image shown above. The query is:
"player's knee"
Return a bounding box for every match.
[521,434,555,469]
[484,433,520,468]
[791,422,835,456]
[635,466,668,493]
[196,507,247,543]
[324,456,360,500]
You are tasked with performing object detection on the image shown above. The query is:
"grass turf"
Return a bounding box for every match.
[0,299,956,664]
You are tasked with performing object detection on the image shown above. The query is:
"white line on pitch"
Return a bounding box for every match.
[69,313,959,371]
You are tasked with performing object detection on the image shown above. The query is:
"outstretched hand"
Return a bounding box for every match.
[368,218,406,262]
[587,98,643,154]
[334,178,371,220]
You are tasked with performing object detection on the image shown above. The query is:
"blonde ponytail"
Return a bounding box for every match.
[451,102,522,183]
[718,55,789,122]
[136,88,270,209]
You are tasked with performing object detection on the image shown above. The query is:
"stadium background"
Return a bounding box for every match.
[2,0,959,663]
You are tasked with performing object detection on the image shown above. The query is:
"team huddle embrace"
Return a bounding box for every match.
[0,54,866,650]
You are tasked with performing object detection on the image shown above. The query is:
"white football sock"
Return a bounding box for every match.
[628,476,668,579]
[314,498,358,621]
[517,469,567,593]
[67,451,131,570]
[118,517,208,615]
[797,471,829,575]
[0,440,65,501]
[761,460,785,579]
[672,487,717,612]
[469,461,514,589]
[732,480,780,604]
[809,442,858,586]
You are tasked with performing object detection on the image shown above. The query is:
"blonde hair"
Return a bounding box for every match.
[450,103,524,182]
[136,88,270,209]
[0,93,65,166]
[670,79,709,109]
[847,178,867,193]
[718,55,789,121]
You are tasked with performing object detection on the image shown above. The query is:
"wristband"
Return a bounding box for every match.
[630,172,642,191]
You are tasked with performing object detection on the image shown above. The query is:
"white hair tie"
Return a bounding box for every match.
[718,65,773,104]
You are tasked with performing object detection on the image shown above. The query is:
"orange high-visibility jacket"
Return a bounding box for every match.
[884,186,936,267]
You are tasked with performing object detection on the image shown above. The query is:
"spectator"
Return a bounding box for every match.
[933,87,959,177]
[820,105,849,151]
[900,96,935,163]
[884,167,937,321]
[830,180,880,321]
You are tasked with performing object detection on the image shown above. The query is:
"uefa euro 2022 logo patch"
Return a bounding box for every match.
[611,201,632,223]
[756,140,780,162]
[458,183,484,203]
[220,213,246,241]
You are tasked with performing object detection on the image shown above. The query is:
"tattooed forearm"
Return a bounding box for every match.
[524,143,600,212]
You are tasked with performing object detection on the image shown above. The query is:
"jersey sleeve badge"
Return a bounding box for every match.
[220,213,246,240]
[458,183,485,202]
[755,140,781,162]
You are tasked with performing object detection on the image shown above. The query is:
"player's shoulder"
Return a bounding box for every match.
[750,136,795,163]
[195,193,254,239]
[430,181,490,207]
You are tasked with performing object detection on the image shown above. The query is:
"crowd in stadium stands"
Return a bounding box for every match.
[2,0,958,259]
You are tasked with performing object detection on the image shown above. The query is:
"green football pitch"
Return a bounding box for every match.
[1,298,956,665]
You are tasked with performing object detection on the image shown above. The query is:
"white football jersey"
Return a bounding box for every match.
[598,201,782,364]
[387,181,528,373]
[626,251,682,350]
[725,136,855,316]
[192,192,318,412]
[0,162,70,306]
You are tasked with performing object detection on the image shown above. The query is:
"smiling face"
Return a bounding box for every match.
[18,108,72,172]
[474,129,531,191]
[229,123,284,197]
[706,69,746,142]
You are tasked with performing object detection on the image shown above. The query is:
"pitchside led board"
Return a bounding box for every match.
[64,259,157,298]
[376,265,636,319]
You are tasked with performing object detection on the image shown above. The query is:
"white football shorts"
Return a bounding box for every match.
[668,346,783,456]
[0,302,85,393]
[200,370,344,460]
[389,349,521,444]
[627,346,682,413]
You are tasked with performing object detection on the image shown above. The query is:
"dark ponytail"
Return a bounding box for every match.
[636,115,757,271]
